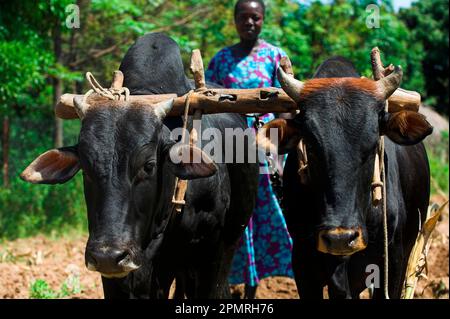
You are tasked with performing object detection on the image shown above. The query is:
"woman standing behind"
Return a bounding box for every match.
[206,0,294,299]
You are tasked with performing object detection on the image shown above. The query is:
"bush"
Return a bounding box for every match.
[427,131,449,196]
[0,117,86,241]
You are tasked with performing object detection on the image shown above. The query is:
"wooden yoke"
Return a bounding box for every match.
[54,48,422,120]
[56,88,296,119]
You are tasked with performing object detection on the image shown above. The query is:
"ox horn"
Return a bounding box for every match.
[277,67,304,103]
[376,66,403,99]
[154,98,175,120]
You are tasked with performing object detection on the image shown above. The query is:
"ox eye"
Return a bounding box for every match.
[143,160,156,174]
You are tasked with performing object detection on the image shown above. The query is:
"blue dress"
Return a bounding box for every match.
[206,40,294,286]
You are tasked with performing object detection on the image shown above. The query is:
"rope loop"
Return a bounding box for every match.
[371,181,384,190]
[85,72,130,102]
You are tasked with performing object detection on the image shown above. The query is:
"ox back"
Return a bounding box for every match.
[282,57,430,299]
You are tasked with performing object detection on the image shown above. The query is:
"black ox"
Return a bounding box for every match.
[21,33,258,299]
[259,56,433,298]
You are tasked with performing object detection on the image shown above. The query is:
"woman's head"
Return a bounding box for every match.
[234,0,265,41]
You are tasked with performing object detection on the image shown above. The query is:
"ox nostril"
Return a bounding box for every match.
[116,250,140,272]
[318,228,366,255]
[85,245,140,274]
[115,250,130,265]
[86,251,98,267]
[348,231,359,246]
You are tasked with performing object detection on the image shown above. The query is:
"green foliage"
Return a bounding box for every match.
[29,279,58,299]
[0,37,53,116]
[0,171,86,241]
[399,0,449,114]
[427,131,449,195]
[29,276,82,299]
[0,117,86,240]
[0,0,83,123]
[0,0,86,240]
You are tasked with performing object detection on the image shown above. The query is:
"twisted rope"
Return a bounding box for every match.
[84,72,130,102]
[381,102,390,299]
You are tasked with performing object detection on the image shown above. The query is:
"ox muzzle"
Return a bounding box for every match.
[85,241,142,278]
[317,227,367,256]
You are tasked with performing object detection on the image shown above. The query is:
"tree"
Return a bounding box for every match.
[0,12,53,186]
[400,0,449,114]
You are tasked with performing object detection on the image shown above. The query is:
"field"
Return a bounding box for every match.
[0,194,447,300]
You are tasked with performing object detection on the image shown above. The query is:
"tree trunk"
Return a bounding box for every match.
[53,24,64,148]
[54,84,64,148]
[2,116,10,188]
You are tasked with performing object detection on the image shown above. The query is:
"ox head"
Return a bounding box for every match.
[21,98,217,278]
[258,65,432,256]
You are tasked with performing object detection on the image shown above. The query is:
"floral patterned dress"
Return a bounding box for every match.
[206,40,294,286]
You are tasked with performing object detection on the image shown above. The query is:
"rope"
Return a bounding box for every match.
[371,181,384,189]
[85,72,130,101]
[380,100,390,299]
[297,139,309,184]
[370,55,391,299]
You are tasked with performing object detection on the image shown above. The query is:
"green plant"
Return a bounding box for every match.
[29,276,82,299]
[29,279,58,299]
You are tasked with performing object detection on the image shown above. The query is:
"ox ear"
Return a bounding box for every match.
[382,111,433,146]
[166,143,218,180]
[20,146,80,184]
[256,118,302,155]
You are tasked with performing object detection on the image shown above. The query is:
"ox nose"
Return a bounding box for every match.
[85,247,139,277]
[317,228,366,256]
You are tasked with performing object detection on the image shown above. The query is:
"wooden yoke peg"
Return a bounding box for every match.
[111,70,124,90]
[189,49,207,146]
